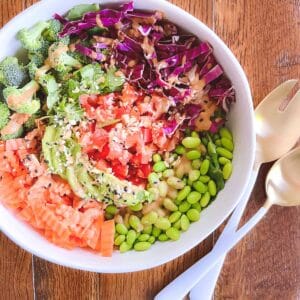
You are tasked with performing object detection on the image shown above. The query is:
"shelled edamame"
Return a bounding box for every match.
[113,127,234,253]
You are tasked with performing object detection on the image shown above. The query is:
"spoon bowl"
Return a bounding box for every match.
[265,147,300,208]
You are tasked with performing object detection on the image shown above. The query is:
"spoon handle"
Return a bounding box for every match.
[189,168,259,300]
[155,206,268,300]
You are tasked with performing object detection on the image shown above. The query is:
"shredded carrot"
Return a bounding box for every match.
[100,220,115,257]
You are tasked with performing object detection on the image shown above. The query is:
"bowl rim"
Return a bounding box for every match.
[0,0,255,273]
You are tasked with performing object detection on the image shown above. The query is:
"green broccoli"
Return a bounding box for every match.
[27,61,51,80]
[17,21,50,51]
[38,74,60,109]
[24,112,40,131]
[3,80,41,114]
[66,4,100,20]
[101,67,125,92]
[43,19,70,45]
[48,42,82,74]
[0,102,10,130]
[0,56,29,87]
[69,51,92,65]
[54,97,83,124]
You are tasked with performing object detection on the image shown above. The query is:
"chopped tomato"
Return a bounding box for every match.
[92,128,109,151]
[137,164,152,179]
[141,128,152,144]
[111,160,128,179]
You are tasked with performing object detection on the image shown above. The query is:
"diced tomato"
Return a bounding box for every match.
[88,121,96,133]
[111,160,128,179]
[141,128,152,144]
[91,143,110,160]
[130,153,143,166]
[95,159,109,171]
[121,83,141,105]
[137,164,152,179]
[114,106,130,119]
[92,128,109,151]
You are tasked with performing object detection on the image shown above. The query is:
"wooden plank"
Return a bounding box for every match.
[0,233,34,300]
[213,0,300,299]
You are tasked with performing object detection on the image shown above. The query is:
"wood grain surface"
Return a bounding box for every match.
[1,1,299,299]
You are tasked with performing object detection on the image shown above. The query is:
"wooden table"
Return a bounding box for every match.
[1,1,300,299]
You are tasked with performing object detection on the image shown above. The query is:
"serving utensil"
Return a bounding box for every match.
[155,80,300,300]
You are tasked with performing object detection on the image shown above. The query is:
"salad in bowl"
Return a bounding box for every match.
[0,1,237,259]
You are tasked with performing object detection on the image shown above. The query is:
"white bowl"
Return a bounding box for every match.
[0,0,255,273]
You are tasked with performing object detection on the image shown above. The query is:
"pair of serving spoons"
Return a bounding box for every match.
[156,79,300,300]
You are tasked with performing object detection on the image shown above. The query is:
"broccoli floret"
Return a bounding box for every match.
[66,4,100,20]
[0,102,10,130]
[54,97,83,125]
[38,74,60,109]
[27,61,51,80]
[43,19,70,45]
[3,80,41,114]
[69,51,92,65]
[17,21,50,51]
[0,56,29,87]
[48,42,82,74]
[24,112,40,131]
[1,126,24,141]
[101,67,125,92]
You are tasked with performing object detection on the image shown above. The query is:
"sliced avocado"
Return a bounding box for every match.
[42,125,56,168]
[51,127,66,177]
[66,166,87,199]
[76,166,103,201]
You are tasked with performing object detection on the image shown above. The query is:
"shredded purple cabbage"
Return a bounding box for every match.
[56,1,235,136]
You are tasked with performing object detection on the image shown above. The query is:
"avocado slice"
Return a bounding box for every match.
[66,166,87,199]
[42,125,56,169]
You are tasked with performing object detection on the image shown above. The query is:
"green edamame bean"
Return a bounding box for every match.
[199,175,210,183]
[176,186,191,202]
[180,215,190,231]
[167,176,185,189]
[158,181,168,197]
[215,139,222,146]
[179,201,191,213]
[182,136,201,149]
[188,170,200,182]
[148,172,160,184]
[142,224,153,234]
[163,198,178,212]
[220,127,233,140]
[130,203,143,212]
[175,145,186,155]
[187,178,194,186]
[216,147,233,159]
[155,217,171,230]
[213,133,220,140]
[138,233,150,242]
[151,227,161,237]
[141,211,158,225]
[223,162,233,179]
[200,192,211,207]
[166,228,181,241]
[105,212,113,220]
[153,161,167,172]
[114,235,126,246]
[158,233,169,241]
[192,159,202,169]
[134,242,151,251]
[187,191,202,204]
[219,157,230,165]
[163,169,174,178]
[148,236,156,244]
[207,141,217,155]
[186,150,201,160]
[191,131,200,138]
[116,223,128,235]
[126,230,137,245]
[192,202,202,212]
[119,241,132,253]
[200,159,210,175]
[221,137,234,151]
[129,215,143,232]
[173,219,181,230]
[106,205,117,215]
[152,153,162,163]
[193,181,208,193]
[208,180,217,196]
[168,211,182,223]
[187,209,200,222]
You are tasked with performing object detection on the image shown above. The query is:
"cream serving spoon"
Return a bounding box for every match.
[155,79,300,300]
